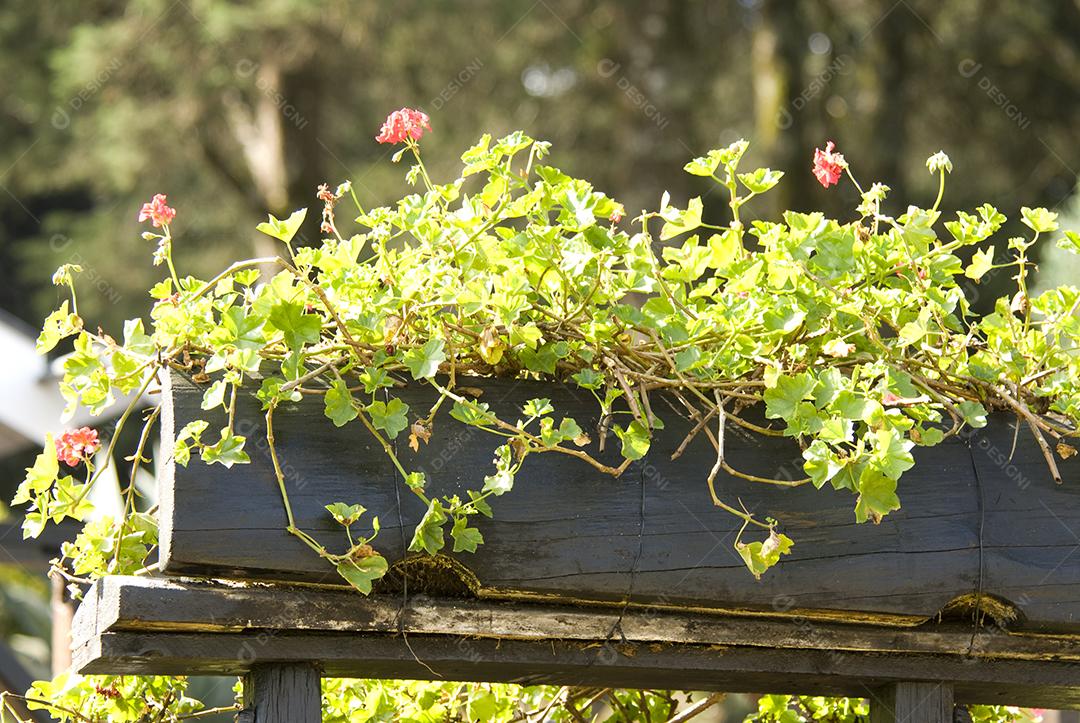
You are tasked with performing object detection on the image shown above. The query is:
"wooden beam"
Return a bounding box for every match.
[241,664,320,723]
[72,577,1080,663]
[71,577,1080,710]
[73,629,1080,709]
[869,682,954,723]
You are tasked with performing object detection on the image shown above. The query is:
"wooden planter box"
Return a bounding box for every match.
[159,370,1080,632]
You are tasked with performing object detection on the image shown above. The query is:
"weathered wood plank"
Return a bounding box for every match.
[159,371,1080,628]
[869,682,954,723]
[73,628,1080,709]
[69,576,1080,710]
[70,576,1080,664]
[241,664,320,723]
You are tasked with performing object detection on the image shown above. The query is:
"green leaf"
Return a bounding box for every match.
[873,428,915,480]
[965,245,995,281]
[614,420,651,461]
[674,346,702,372]
[707,230,743,270]
[324,379,359,427]
[735,529,793,580]
[200,379,227,411]
[1057,230,1080,255]
[201,429,250,468]
[957,400,988,428]
[539,416,585,447]
[483,444,516,496]
[802,440,844,489]
[1020,206,1059,234]
[737,168,784,194]
[451,399,494,426]
[358,367,393,393]
[683,155,720,177]
[403,339,446,379]
[451,517,484,553]
[519,342,566,374]
[366,398,409,439]
[335,555,388,595]
[172,420,209,467]
[256,377,301,408]
[257,208,308,244]
[832,391,876,422]
[268,301,320,349]
[523,398,554,418]
[37,301,79,354]
[12,436,60,510]
[325,502,365,526]
[572,368,603,389]
[660,197,703,240]
[467,490,493,517]
[123,318,154,356]
[764,372,816,420]
[855,470,902,524]
[913,425,945,446]
[219,307,266,350]
[409,500,447,554]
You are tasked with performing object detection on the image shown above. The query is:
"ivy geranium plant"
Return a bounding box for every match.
[21,107,1080,592]
[13,106,1072,722]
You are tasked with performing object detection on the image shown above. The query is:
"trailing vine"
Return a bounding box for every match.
[18,110,1080,593]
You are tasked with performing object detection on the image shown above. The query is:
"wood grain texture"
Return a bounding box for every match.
[158,370,1080,629]
[242,664,320,723]
[72,628,1080,709]
[70,577,1080,664]
[70,577,1080,709]
[868,682,954,723]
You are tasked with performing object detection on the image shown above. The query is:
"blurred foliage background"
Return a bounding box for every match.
[0,0,1077,719]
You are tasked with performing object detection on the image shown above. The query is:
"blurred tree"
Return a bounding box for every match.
[0,0,1076,329]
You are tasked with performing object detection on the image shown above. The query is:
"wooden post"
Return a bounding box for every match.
[241,663,321,723]
[50,572,73,675]
[869,682,954,723]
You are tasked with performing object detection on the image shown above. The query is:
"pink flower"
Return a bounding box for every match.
[55,427,100,467]
[609,207,624,225]
[812,141,846,188]
[881,392,901,406]
[375,108,431,145]
[138,194,176,228]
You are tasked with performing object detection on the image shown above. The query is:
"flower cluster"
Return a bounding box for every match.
[55,427,100,467]
[137,193,176,227]
[375,107,432,144]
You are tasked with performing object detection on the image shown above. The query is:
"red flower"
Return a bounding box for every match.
[138,194,176,228]
[375,108,431,144]
[812,141,846,188]
[55,427,100,467]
